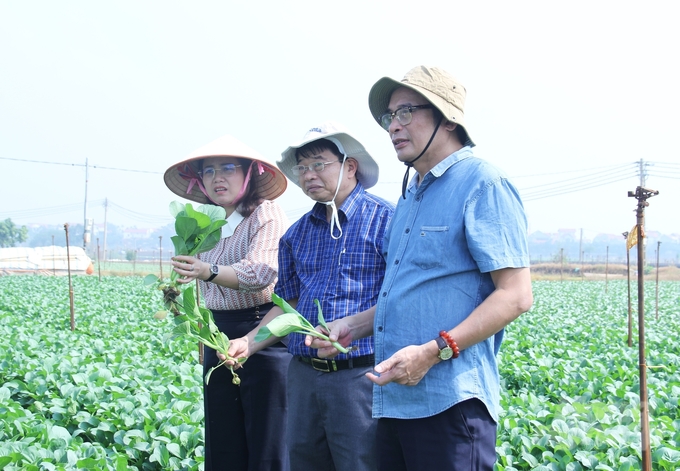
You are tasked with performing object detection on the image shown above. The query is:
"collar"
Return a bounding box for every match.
[221,210,245,238]
[310,181,365,224]
[406,146,474,194]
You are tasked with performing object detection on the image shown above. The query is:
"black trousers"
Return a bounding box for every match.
[376,398,497,470]
[203,306,291,471]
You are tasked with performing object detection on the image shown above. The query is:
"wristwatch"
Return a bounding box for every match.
[206,264,219,282]
[435,335,453,361]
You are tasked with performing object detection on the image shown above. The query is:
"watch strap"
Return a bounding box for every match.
[206,264,218,282]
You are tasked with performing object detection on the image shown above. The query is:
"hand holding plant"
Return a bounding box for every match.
[255,294,355,354]
[146,201,244,385]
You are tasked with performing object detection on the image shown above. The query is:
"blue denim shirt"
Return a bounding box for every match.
[372,147,529,421]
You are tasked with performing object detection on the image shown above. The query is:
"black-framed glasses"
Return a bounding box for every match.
[199,163,242,179]
[379,104,433,131]
[291,161,338,176]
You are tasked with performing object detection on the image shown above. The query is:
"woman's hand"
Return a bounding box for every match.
[172,255,206,284]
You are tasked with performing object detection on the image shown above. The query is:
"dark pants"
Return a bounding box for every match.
[376,398,497,471]
[286,356,377,471]
[203,308,291,471]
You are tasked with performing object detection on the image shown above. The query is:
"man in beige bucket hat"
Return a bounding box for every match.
[309,66,534,470]
[225,121,394,471]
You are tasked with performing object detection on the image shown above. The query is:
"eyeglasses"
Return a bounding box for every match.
[291,161,338,176]
[199,163,242,179]
[379,104,433,131]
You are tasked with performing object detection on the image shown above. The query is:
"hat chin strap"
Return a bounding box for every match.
[400,116,443,200]
[321,158,345,240]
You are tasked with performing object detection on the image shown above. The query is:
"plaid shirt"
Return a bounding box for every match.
[275,182,394,359]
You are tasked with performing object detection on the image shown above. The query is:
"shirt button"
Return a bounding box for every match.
[405,228,410,233]
[377,326,384,332]
[382,292,387,297]
[394,260,399,265]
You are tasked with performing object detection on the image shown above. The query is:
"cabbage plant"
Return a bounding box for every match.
[146,201,244,385]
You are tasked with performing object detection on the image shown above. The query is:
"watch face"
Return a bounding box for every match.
[438,347,453,361]
[210,264,219,275]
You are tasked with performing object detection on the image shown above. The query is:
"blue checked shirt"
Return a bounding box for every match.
[275,182,394,359]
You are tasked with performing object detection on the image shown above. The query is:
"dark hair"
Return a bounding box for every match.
[295,139,344,163]
[234,158,264,218]
[196,158,263,218]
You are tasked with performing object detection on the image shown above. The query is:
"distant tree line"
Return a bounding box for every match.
[14,221,680,266]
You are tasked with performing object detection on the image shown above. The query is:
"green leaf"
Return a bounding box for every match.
[182,286,198,319]
[199,306,214,326]
[315,299,329,332]
[258,313,314,338]
[169,201,186,218]
[271,293,299,314]
[175,216,199,241]
[197,203,227,222]
[184,203,212,229]
[170,235,188,256]
[144,274,160,285]
[193,229,222,255]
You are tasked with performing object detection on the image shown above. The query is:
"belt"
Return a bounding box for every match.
[296,354,374,373]
[211,302,274,321]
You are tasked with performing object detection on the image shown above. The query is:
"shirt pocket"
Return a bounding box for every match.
[412,225,450,270]
[338,250,385,295]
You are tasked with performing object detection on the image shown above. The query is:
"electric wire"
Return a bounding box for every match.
[518,163,636,191]
[521,172,639,201]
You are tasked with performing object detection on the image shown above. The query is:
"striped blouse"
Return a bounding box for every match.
[198,200,289,311]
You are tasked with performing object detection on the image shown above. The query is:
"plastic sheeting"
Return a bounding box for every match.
[0,246,94,275]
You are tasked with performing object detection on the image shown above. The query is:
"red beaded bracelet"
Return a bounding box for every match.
[439,331,460,359]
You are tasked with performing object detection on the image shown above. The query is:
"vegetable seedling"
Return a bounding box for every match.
[173,285,246,385]
[145,201,244,385]
[255,294,353,354]
[145,202,227,316]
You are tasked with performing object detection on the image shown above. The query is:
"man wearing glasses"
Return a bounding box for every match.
[309,67,533,469]
[226,121,394,471]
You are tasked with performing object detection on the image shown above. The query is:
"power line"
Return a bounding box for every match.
[518,164,636,192]
[509,162,634,179]
[0,156,162,174]
[520,170,639,201]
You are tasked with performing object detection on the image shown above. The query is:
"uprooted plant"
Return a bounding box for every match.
[145,201,227,316]
[255,294,354,354]
[145,201,244,385]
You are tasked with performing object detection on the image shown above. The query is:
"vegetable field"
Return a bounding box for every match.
[0,276,679,470]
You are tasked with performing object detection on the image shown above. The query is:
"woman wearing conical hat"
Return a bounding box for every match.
[164,134,290,471]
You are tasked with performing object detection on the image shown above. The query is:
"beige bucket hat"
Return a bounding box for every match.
[278,121,379,190]
[368,65,474,146]
[164,135,287,204]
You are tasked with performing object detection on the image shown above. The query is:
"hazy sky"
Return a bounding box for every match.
[2,1,679,241]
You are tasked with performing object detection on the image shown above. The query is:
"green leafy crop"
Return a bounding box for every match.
[145,201,243,385]
[254,294,353,354]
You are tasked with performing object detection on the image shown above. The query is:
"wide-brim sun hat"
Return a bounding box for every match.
[278,121,379,190]
[367,65,475,147]
[164,135,287,204]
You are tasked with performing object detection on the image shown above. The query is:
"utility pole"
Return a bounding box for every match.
[578,228,583,265]
[638,159,647,188]
[103,198,108,262]
[628,185,658,471]
[605,246,609,293]
[655,241,661,320]
[622,231,632,347]
[83,158,89,250]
